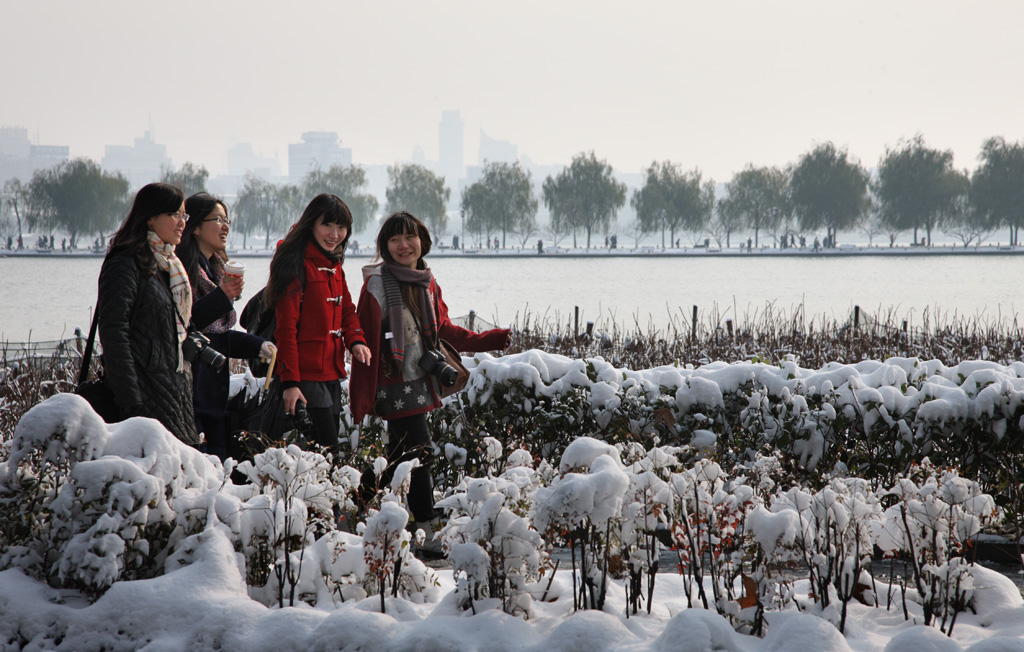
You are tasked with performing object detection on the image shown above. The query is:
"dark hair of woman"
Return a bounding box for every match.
[374,210,434,321]
[264,193,353,310]
[375,211,432,266]
[107,182,185,274]
[176,192,228,291]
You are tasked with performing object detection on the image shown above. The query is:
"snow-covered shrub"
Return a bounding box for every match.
[668,459,760,625]
[532,437,629,611]
[1,394,226,597]
[766,477,882,633]
[620,445,678,615]
[234,444,348,607]
[437,471,546,617]
[360,499,441,611]
[0,394,109,576]
[876,461,998,634]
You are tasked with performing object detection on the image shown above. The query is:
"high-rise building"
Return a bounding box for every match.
[438,110,464,185]
[101,131,170,189]
[288,131,352,184]
[0,126,69,186]
[478,130,517,165]
[227,143,280,178]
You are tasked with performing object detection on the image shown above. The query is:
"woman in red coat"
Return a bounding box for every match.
[264,194,371,449]
[350,211,509,541]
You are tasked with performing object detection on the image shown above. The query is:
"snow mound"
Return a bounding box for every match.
[883,625,960,652]
[534,610,639,652]
[964,638,1024,652]
[971,565,1024,617]
[763,612,854,652]
[653,608,742,652]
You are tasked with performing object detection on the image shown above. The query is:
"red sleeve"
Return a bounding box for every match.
[434,281,510,353]
[349,282,382,423]
[274,279,303,384]
[339,268,367,353]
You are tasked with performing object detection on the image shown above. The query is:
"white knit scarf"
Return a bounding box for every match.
[147,230,192,370]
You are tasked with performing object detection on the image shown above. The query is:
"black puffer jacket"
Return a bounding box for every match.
[97,252,201,446]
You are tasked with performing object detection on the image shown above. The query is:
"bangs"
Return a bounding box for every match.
[307,194,352,229]
[382,214,420,239]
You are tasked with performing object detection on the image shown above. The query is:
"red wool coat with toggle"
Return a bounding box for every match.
[274,241,366,385]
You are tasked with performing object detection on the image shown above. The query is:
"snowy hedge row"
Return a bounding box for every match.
[407,352,1024,494]
[0,392,1003,638]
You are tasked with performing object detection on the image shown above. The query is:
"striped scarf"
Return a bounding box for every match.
[147,230,192,370]
[382,262,435,373]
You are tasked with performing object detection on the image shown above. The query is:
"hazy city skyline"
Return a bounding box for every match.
[4,1,1023,182]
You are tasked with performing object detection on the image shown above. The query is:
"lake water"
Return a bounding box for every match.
[2,252,1024,342]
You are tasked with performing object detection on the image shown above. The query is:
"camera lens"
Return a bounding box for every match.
[183,331,227,371]
[198,345,227,372]
[438,364,458,386]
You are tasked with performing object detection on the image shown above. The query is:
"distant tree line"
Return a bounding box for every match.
[3,135,1023,250]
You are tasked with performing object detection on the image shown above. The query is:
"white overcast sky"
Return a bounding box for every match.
[3,0,1022,180]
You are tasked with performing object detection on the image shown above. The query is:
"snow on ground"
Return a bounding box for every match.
[2,523,1023,651]
[5,363,1024,650]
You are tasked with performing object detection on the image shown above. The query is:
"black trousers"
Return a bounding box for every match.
[376,413,435,522]
[309,406,339,449]
[197,412,230,461]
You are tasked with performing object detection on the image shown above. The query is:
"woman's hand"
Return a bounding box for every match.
[283,387,305,415]
[351,343,372,365]
[219,273,244,300]
[259,341,277,362]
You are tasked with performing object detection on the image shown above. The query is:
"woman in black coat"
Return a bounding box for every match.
[97,183,221,446]
[176,192,271,460]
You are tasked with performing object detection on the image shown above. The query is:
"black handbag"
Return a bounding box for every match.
[227,350,291,455]
[74,310,120,422]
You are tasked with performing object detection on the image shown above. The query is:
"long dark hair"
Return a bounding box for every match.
[177,192,228,292]
[375,211,434,319]
[264,193,353,310]
[107,182,185,274]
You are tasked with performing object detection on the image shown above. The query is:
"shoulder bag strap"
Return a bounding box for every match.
[79,261,151,385]
[78,308,99,385]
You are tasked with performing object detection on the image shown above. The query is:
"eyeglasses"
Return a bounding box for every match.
[170,212,190,222]
[203,216,232,227]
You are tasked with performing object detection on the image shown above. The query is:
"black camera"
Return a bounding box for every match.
[291,401,313,433]
[182,331,227,372]
[418,349,459,387]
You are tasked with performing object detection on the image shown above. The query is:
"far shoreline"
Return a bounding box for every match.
[3,243,1023,259]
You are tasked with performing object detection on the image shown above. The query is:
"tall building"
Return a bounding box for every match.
[478,130,517,165]
[438,110,464,185]
[101,131,170,189]
[0,126,69,186]
[288,131,352,184]
[226,142,280,178]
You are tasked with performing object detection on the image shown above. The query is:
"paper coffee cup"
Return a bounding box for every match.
[224,260,245,278]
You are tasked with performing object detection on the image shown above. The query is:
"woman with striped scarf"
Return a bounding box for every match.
[350,211,510,549]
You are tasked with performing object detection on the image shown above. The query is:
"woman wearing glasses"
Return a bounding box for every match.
[98,183,218,445]
[176,192,272,459]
